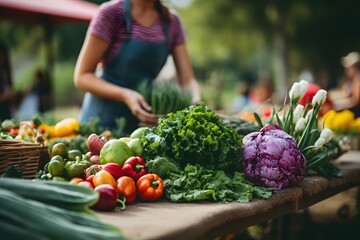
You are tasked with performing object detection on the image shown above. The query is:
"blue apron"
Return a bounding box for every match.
[80,0,170,133]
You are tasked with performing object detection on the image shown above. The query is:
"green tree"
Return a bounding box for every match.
[178,0,360,105]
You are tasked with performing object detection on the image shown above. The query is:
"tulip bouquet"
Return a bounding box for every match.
[254,80,342,178]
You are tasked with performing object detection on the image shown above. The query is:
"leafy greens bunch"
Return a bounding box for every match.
[137,81,192,115]
[164,165,273,203]
[141,103,243,172]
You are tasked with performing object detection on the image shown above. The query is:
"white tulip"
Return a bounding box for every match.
[289,82,302,101]
[320,128,333,143]
[295,117,306,132]
[312,89,327,106]
[293,104,304,123]
[314,138,326,148]
[299,80,309,99]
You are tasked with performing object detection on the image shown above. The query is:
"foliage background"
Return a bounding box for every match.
[1,0,360,118]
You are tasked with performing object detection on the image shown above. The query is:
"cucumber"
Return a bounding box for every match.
[0,188,125,240]
[0,178,98,210]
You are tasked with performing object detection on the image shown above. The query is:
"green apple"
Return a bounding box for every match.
[51,142,68,158]
[119,137,132,144]
[99,139,134,166]
[127,138,143,157]
[129,127,148,139]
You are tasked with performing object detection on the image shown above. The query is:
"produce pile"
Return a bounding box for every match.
[0,79,346,238]
[35,130,164,211]
[140,103,274,202]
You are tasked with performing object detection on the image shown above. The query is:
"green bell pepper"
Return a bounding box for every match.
[65,156,91,179]
[47,159,64,177]
[67,149,83,162]
[50,155,65,165]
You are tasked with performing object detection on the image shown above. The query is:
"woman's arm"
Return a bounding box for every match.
[172,43,201,104]
[334,77,360,111]
[351,76,360,102]
[74,34,157,124]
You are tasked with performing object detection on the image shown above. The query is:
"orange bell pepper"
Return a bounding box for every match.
[116,176,137,209]
[136,173,164,201]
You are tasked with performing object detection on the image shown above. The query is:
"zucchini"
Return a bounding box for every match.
[0,189,125,240]
[1,219,46,240]
[0,178,98,210]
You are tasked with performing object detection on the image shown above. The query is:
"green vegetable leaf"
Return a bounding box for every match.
[164,165,273,203]
[141,103,243,172]
[146,156,181,179]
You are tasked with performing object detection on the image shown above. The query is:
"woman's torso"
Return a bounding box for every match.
[89,0,186,67]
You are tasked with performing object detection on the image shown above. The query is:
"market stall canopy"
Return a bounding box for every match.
[0,0,100,111]
[0,0,99,24]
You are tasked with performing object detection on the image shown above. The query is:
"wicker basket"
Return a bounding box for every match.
[0,140,49,179]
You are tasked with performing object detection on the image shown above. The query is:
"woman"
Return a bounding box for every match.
[333,51,360,117]
[74,0,201,133]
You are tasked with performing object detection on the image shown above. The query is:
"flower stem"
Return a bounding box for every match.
[298,104,320,150]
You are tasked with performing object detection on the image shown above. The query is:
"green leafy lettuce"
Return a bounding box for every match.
[141,103,243,172]
[164,165,274,203]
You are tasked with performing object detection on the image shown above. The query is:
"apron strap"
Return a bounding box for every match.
[123,0,132,34]
[123,0,169,43]
[161,21,170,45]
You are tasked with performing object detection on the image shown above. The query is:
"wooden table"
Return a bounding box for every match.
[97,151,360,240]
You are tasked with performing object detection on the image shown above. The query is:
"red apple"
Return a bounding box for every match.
[87,133,105,155]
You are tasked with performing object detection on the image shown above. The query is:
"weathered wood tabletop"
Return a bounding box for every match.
[97,151,360,240]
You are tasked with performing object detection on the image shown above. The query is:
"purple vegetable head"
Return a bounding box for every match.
[242,124,306,190]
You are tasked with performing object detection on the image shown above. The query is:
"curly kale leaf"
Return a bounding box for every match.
[141,103,243,172]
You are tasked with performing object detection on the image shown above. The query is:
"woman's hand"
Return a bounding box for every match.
[124,89,158,124]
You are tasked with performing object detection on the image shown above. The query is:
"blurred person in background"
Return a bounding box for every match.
[30,69,52,113]
[231,81,249,114]
[248,75,273,106]
[298,70,333,116]
[233,75,273,121]
[333,51,360,117]
[0,41,14,121]
[74,0,201,133]
[17,69,52,120]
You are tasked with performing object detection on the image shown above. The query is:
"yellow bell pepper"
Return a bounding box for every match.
[54,118,80,137]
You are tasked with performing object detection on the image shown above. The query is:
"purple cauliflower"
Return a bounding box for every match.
[242,124,306,190]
